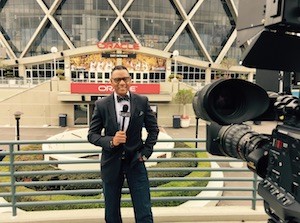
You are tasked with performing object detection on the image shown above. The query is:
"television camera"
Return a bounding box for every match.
[193,79,300,223]
[192,0,300,222]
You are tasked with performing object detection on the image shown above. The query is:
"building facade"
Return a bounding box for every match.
[0,0,255,127]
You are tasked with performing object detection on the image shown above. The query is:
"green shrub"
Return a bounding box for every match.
[13,145,101,193]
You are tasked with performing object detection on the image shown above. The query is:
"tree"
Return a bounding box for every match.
[56,69,65,80]
[221,57,237,78]
[174,89,194,119]
[168,73,183,81]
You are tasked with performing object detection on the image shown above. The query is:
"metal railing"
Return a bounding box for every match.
[0,138,262,217]
[0,78,49,88]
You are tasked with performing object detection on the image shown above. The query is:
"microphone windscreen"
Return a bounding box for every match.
[122,104,129,112]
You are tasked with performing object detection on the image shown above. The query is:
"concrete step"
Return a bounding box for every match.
[0,206,268,223]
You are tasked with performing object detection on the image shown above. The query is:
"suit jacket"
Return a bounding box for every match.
[87,92,159,182]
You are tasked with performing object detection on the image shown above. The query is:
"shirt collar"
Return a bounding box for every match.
[114,92,130,102]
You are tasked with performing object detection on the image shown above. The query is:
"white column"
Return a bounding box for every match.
[172,50,179,80]
[205,67,211,85]
[18,64,26,78]
[64,56,71,80]
[248,72,254,82]
[51,46,58,77]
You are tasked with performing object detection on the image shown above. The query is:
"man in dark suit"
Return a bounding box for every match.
[88,65,159,223]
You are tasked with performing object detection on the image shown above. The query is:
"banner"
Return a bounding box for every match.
[71,83,160,94]
[122,54,166,72]
[70,54,116,72]
[70,52,166,73]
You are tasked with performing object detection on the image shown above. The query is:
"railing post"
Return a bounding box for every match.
[9,143,17,216]
[252,173,258,210]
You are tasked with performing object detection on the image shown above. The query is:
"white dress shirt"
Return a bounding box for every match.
[114,92,130,131]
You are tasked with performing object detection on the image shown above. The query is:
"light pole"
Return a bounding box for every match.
[172,50,179,80]
[14,111,23,151]
[51,46,58,77]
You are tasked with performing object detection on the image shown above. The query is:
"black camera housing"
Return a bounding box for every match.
[193,78,300,222]
[194,0,300,221]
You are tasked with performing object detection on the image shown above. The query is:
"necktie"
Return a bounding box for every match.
[117,95,129,102]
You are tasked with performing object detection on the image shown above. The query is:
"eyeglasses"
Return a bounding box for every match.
[112,77,131,83]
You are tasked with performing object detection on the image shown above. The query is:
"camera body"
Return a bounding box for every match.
[193,78,300,222]
[195,0,300,221]
[259,124,300,222]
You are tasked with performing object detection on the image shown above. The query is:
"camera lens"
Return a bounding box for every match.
[218,124,269,162]
[206,122,270,178]
[193,79,269,125]
[219,124,250,159]
[212,88,242,116]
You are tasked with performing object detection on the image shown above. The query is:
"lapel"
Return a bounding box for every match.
[107,94,119,131]
[128,92,137,131]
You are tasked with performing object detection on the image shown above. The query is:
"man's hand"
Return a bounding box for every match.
[138,153,148,162]
[112,131,127,146]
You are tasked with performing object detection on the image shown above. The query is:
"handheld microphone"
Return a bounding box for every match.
[120,104,129,131]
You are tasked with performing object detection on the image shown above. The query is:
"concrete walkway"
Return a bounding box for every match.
[0,206,268,223]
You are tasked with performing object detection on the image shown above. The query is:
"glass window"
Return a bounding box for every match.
[74,104,88,126]
[25,60,64,81]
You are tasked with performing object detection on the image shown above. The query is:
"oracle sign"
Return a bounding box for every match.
[97,42,140,50]
[71,83,160,94]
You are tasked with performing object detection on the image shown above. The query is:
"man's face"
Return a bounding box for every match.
[110,69,131,96]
